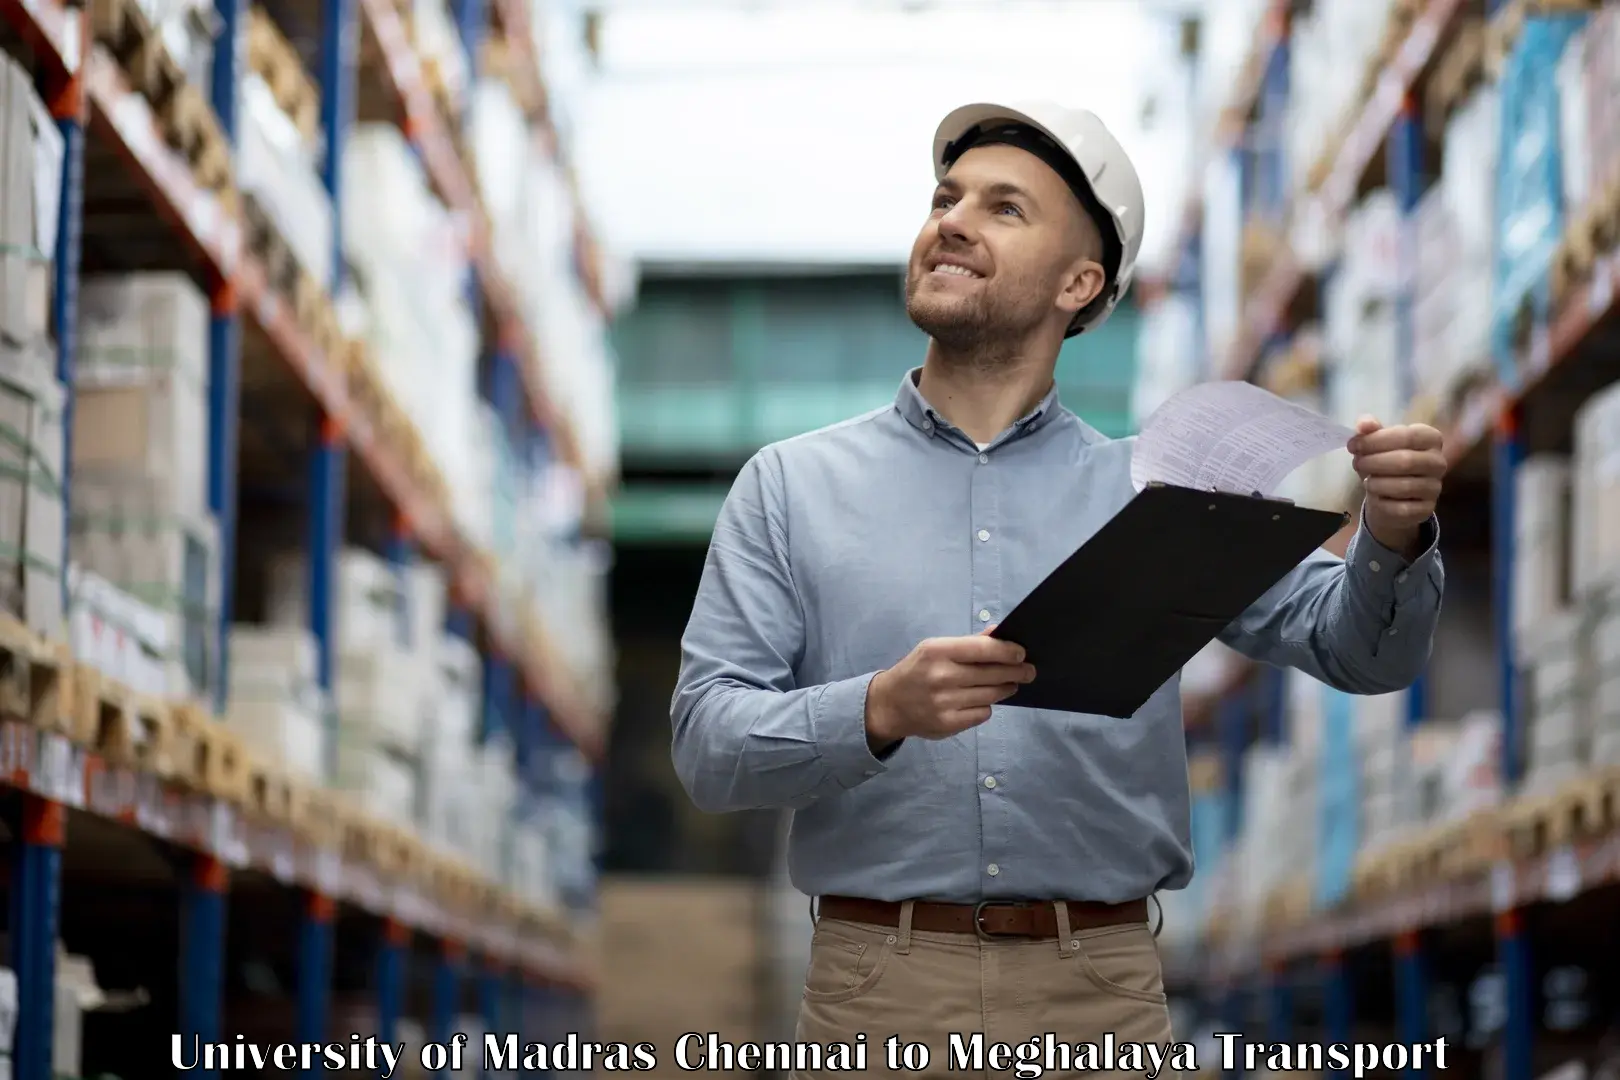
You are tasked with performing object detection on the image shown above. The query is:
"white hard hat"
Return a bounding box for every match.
[932,101,1146,335]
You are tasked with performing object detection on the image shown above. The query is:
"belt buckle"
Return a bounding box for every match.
[972,900,1027,941]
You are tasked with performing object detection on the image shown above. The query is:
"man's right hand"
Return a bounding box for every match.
[864,632,1036,751]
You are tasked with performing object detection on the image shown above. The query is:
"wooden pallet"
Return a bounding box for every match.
[89,0,155,73]
[74,667,177,778]
[1554,184,1620,307]
[90,0,235,206]
[1262,876,1315,929]
[341,810,381,868]
[245,754,294,823]
[246,7,319,141]
[172,704,249,802]
[291,273,345,361]
[0,613,71,735]
[435,859,481,915]
[347,347,416,464]
[375,825,426,883]
[288,783,343,850]
[1372,0,1422,72]
[1504,773,1620,858]
[156,83,233,200]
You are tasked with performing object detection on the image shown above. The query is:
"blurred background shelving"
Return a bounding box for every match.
[0,0,624,1069]
[1137,0,1620,1075]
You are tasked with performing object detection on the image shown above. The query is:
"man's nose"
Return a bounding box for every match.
[936,201,979,244]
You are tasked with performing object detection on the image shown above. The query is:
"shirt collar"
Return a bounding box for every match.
[892,366,1064,446]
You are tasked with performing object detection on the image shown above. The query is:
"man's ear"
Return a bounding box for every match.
[1056,260,1107,318]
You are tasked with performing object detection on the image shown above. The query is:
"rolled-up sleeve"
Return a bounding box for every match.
[671,450,890,813]
[1217,508,1445,694]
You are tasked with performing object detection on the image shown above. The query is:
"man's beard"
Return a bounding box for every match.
[904,270,1046,365]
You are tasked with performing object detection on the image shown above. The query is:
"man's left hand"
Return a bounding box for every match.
[1347,415,1447,558]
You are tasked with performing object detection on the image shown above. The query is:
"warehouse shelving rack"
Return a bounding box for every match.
[0,0,609,1072]
[1169,0,1620,1076]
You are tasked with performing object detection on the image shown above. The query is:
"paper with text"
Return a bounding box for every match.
[1130,381,1356,498]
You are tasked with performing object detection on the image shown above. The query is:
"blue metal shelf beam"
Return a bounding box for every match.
[1394,931,1428,1080]
[483,655,515,742]
[1322,951,1353,1078]
[297,894,336,1080]
[9,797,64,1080]
[376,919,408,1067]
[180,856,229,1080]
[48,73,83,615]
[1266,965,1292,1044]
[478,964,502,1080]
[1498,911,1533,1080]
[207,296,242,712]
[429,943,463,1046]
[308,420,346,691]
[206,0,243,708]
[491,348,524,447]
[1493,414,1525,785]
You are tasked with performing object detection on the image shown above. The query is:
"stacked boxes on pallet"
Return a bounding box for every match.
[341,125,481,533]
[132,0,219,90]
[71,272,219,702]
[265,549,430,827]
[419,631,484,860]
[0,55,67,643]
[1574,384,1620,766]
[1513,455,1588,790]
[1356,690,1412,851]
[224,625,329,783]
[237,68,333,288]
[67,566,170,696]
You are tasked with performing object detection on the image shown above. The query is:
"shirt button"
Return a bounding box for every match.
[1369,560,1382,573]
[1387,627,1399,636]
[979,609,991,622]
[1396,572,1408,584]
[983,776,997,789]
[923,420,933,432]
[978,453,989,464]
[986,863,1000,877]
[977,529,990,542]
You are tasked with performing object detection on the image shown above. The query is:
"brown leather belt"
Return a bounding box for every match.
[817,895,1149,939]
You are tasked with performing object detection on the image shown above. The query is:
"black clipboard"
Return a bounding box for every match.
[987,483,1349,718]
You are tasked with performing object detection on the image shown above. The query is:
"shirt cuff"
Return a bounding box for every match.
[812,672,893,790]
[1343,507,1443,617]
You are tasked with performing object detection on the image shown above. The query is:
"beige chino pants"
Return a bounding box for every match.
[794,901,1178,1080]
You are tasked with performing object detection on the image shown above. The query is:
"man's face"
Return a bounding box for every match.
[905,142,1106,356]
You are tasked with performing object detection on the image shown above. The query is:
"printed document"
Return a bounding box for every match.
[1129,381,1355,498]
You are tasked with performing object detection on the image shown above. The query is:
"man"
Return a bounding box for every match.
[670,101,1446,1074]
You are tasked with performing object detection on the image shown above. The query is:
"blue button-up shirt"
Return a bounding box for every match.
[671,369,1444,904]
